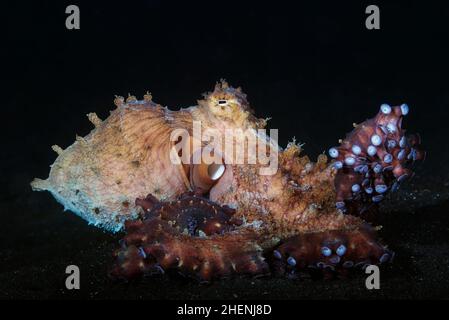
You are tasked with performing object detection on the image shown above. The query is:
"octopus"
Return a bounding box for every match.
[31,81,424,281]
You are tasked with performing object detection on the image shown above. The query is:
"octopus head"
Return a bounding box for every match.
[198,80,259,127]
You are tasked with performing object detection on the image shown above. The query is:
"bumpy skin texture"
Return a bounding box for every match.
[31,97,193,231]
[329,104,424,215]
[31,81,423,280]
[272,227,394,278]
[111,192,392,281]
[31,83,264,232]
[110,192,270,281]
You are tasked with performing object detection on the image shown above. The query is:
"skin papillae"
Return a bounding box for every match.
[31,81,424,281]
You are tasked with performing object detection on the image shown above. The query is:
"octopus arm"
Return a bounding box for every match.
[270,225,393,276]
[329,104,424,214]
[110,193,270,281]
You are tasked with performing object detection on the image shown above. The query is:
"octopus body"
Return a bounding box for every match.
[31,81,424,281]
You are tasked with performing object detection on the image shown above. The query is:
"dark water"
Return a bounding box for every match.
[2,1,449,299]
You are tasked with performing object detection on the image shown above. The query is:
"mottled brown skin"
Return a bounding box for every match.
[110,190,391,281]
[272,227,393,275]
[110,95,422,281]
[30,80,422,281]
[110,193,270,281]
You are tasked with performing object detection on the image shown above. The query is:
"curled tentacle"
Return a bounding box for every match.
[111,193,392,281]
[270,226,393,278]
[110,192,269,281]
[329,104,425,214]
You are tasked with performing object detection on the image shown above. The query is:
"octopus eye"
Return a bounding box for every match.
[218,100,227,106]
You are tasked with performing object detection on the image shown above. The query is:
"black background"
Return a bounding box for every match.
[2,0,449,299]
